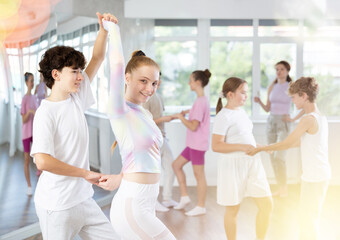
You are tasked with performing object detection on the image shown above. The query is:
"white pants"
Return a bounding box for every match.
[299,180,328,240]
[160,138,175,201]
[36,198,116,240]
[110,179,176,240]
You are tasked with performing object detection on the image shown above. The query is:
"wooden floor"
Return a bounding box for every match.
[0,143,116,238]
[1,143,340,240]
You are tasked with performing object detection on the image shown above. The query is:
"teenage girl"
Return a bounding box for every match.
[98,21,175,240]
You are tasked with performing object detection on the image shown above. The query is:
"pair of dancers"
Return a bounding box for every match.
[31,12,329,240]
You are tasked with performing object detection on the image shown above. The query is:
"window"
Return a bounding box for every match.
[210,19,253,37]
[155,20,197,37]
[210,41,253,115]
[303,41,340,117]
[258,19,299,37]
[154,19,198,114]
[155,41,197,113]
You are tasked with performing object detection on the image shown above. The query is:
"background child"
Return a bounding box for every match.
[21,72,38,195]
[172,69,211,216]
[212,77,273,240]
[248,77,331,240]
[143,72,178,212]
[31,12,119,239]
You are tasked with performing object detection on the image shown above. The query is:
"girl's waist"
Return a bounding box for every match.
[123,172,160,184]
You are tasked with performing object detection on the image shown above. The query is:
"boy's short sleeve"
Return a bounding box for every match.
[76,72,95,112]
[30,108,55,158]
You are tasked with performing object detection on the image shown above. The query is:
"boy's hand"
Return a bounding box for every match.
[282,114,293,122]
[84,170,102,185]
[96,12,118,31]
[243,144,255,153]
[247,147,260,156]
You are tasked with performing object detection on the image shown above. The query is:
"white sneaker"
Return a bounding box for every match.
[173,196,191,210]
[26,187,33,196]
[162,199,178,208]
[185,206,206,216]
[155,201,169,212]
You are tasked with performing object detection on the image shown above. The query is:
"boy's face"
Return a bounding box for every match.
[291,93,306,109]
[57,66,84,93]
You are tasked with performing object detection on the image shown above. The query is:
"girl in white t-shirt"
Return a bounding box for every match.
[248,77,330,240]
[212,77,273,240]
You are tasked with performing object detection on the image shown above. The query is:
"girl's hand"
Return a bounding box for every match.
[28,109,36,115]
[246,147,260,156]
[181,110,189,115]
[254,96,261,103]
[98,173,122,191]
[173,113,184,120]
[282,114,293,122]
[163,116,173,122]
[243,144,255,153]
[96,12,118,31]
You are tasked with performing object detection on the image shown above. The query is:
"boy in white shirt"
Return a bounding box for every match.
[31,12,122,240]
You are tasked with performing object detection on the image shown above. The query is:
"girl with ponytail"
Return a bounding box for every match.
[212,77,273,240]
[98,19,175,239]
[172,69,211,216]
[21,72,38,195]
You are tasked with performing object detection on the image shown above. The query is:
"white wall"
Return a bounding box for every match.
[0,101,10,145]
[125,0,340,19]
[52,0,155,61]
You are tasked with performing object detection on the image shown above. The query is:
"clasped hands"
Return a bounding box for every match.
[245,144,272,156]
[84,170,123,191]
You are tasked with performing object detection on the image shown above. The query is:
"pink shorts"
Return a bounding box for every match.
[22,137,33,153]
[181,147,205,165]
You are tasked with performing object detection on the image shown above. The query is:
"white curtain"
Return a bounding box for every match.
[0,47,19,156]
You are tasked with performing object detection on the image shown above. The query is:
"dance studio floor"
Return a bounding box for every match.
[1,143,339,240]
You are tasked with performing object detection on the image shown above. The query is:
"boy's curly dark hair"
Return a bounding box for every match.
[38,46,86,89]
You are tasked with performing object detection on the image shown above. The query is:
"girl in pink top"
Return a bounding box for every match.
[21,72,38,195]
[172,69,211,216]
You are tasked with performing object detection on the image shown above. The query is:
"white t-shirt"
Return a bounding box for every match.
[212,108,256,154]
[31,72,95,211]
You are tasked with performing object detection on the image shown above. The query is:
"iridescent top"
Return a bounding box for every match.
[103,21,163,174]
